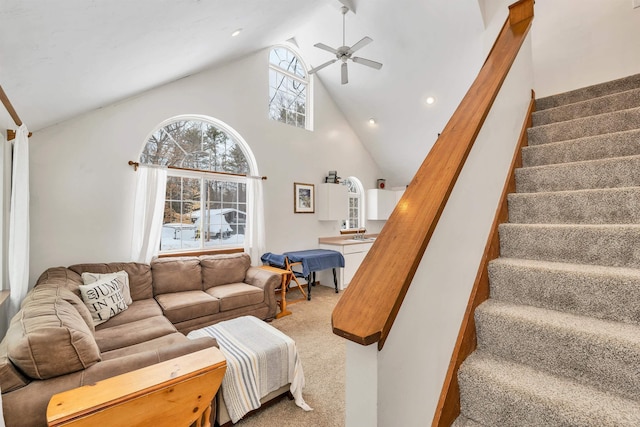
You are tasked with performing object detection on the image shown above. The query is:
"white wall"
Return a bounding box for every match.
[344,33,534,426]
[532,0,640,97]
[27,48,384,284]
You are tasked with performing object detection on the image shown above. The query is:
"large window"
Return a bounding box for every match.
[343,177,364,230]
[269,46,311,130]
[140,116,255,253]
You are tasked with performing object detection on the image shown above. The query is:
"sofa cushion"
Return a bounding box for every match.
[151,257,202,294]
[7,296,101,380]
[69,262,153,301]
[94,316,177,353]
[155,291,220,324]
[22,284,95,334]
[0,339,29,393]
[35,267,84,295]
[100,332,193,361]
[95,298,163,330]
[200,253,250,290]
[205,283,264,311]
[79,276,129,326]
[81,270,133,305]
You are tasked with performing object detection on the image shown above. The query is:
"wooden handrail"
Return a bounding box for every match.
[1,84,32,140]
[331,0,534,350]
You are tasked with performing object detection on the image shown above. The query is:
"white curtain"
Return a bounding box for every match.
[0,384,4,427]
[130,166,167,264]
[7,124,30,321]
[244,177,266,265]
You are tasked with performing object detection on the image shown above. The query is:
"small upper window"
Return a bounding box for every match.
[269,46,311,130]
[342,177,364,230]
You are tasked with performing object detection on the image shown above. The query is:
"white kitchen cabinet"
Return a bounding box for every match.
[317,183,348,221]
[366,189,396,220]
[319,241,373,290]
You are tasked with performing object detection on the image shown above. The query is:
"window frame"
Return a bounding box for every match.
[268,44,313,131]
[343,177,365,231]
[139,115,259,255]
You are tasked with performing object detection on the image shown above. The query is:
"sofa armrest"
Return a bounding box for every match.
[245,267,280,293]
[47,347,226,427]
[245,267,280,318]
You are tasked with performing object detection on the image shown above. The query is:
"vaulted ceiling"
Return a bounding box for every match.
[1,0,506,184]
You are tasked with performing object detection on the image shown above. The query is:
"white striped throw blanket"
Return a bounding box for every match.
[187,315,312,423]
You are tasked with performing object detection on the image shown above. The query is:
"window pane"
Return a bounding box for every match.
[140,119,249,173]
[270,47,306,78]
[161,177,200,251]
[195,179,246,248]
[269,48,308,129]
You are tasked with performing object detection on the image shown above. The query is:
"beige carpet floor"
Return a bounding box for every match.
[232,284,345,427]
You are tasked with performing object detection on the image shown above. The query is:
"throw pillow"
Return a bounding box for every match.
[81,270,133,305]
[79,276,129,326]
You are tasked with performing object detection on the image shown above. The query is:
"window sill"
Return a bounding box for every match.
[158,247,244,258]
[0,290,9,308]
[340,228,366,235]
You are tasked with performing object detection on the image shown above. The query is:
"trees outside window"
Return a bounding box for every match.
[140,116,254,253]
[269,46,311,130]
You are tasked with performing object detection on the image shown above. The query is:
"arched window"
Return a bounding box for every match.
[343,177,364,230]
[268,45,312,130]
[139,116,259,253]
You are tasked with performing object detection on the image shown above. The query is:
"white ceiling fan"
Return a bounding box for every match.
[308,6,383,85]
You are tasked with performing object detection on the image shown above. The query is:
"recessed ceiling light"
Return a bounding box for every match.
[231,28,243,37]
[368,118,377,125]
[425,96,436,105]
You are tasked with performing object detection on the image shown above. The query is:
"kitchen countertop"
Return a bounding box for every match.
[318,234,379,246]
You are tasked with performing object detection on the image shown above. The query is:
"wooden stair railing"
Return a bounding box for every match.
[331,0,534,350]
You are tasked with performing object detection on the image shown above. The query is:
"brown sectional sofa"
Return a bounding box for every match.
[0,253,280,427]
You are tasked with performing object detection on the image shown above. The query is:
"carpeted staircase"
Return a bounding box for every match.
[453,73,640,426]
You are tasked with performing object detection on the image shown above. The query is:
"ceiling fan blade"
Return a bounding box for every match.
[347,36,372,54]
[314,43,338,54]
[308,59,338,74]
[352,56,383,70]
[341,62,348,85]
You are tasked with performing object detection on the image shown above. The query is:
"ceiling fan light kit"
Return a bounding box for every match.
[308,6,383,85]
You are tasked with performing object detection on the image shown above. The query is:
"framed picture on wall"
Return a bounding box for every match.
[294,182,315,213]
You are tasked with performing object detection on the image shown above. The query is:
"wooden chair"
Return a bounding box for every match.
[47,347,226,427]
[285,256,308,300]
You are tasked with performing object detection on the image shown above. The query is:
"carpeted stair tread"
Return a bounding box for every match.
[451,415,484,427]
[489,257,640,325]
[499,223,640,268]
[527,106,640,146]
[508,187,640,224]
[532,87,640,126]
[536,73,640,111]
[522,128,640,167]
[475,299,640,399]
[458,74,640,426]
[458,352,640,426]
[515,154,640,193]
